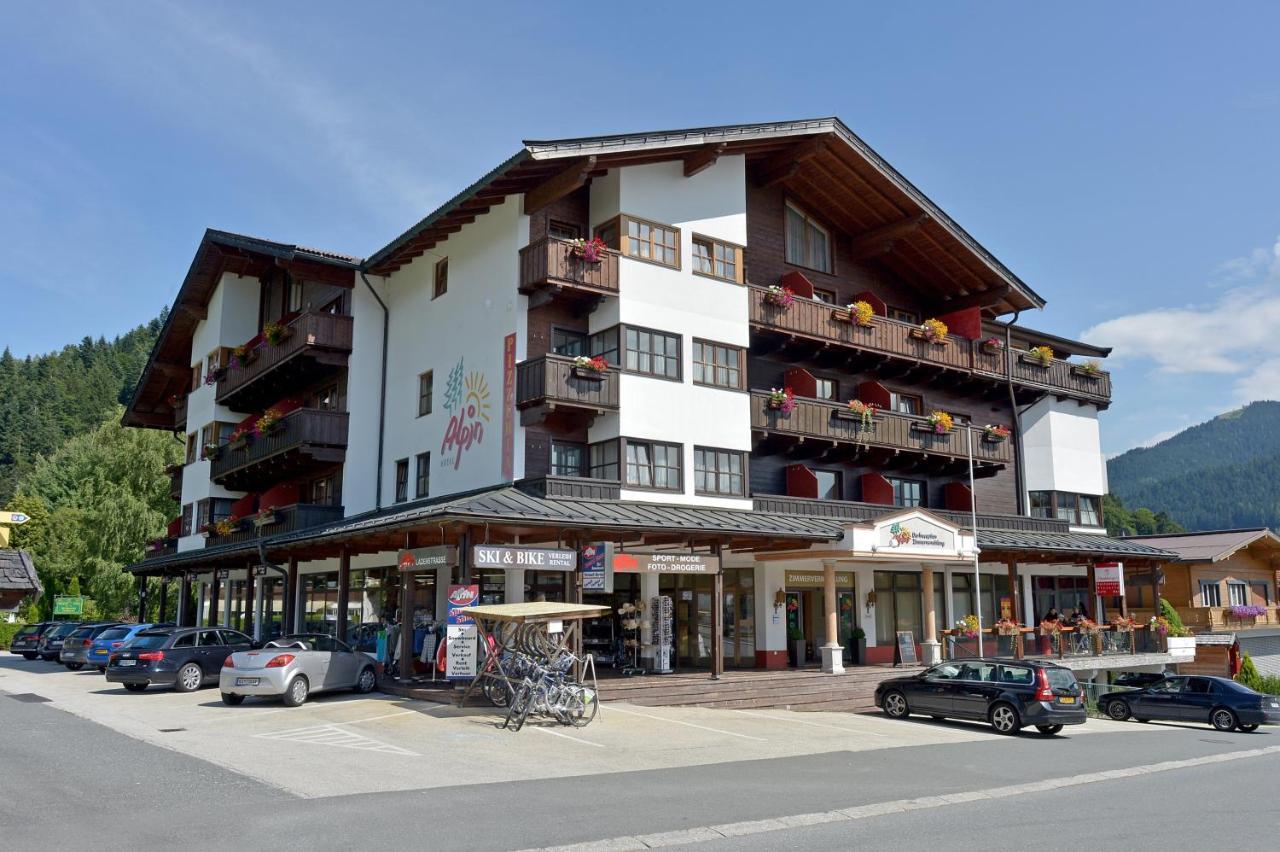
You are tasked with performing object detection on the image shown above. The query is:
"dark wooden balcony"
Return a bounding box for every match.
[751,495,1069,533]
[216,312,354,412]
[209,409,348,490]
[519,237,620,301]
[515,475,622,501]
[750,391,1013,475]
[143,540,177,560]
[166,464,184,502]
[516,355,619,426]
[173,396,188,430]
[210,503,346,547]
[748,285,1111,406]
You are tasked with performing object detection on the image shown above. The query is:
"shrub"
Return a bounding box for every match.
[1159,598,1191,637]
[1237,653,1262,691]
[0,621,25,650]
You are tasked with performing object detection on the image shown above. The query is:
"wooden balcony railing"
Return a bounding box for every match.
[209,409,348,488]
[166,465,184,502]
[143,540,178,560]
[209,503,346,547]
[1148,606,1280,631]
[519,237,620,297]
[515,475,622,501]
[751,495,1070,533]
[173,396,188,430]
[750,391,1014,468]
[516,355,619,416]
[216,312,353,411]
[747,285,1111,405]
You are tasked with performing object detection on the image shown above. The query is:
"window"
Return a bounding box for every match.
[289,279,304,313]
[309,474,337,506]
[186,433,197,465]
[551,329,588,357]
[393,459,409,503]
[694,447,745,497]
[1227,582,1249,607]
[172,633,195,649]
[812,288,836,304]
[433,257,448,299]
[812,469,842,500]
[1078,495,1101,526]
[625,440,681,490]
[598,215,680,268]
[180,504,193,537]
[874,571,922,643]
[1029,491,1104,525]
[624,327,681,379]
[784,202,831,273]
[415,452,430,499]
[692,340,744,390]
[206,350,221,376]
[999,665,1034,686]
[1200,581,1222,608]
[551,441,585,477]
[200,423,214,452]
[1030,491,1052,519]
[887,306,920,324]
[1250,582,1271,606]
[190,363,202,392]
[195,498,211,531]
[888,477,924,508]
[198,630,223,647]
[888,392,922,416]
[418,371,433,417]
[691,235,743,283]
[549,220,582,241]
[814,377,838,401]
[1054,492,1078,523]
[588,441,620,481]
[313,382,343,412]
[589,327,619,365]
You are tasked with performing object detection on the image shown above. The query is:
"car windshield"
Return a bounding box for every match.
[68,628,94,639]
[97,627,131,641]
[15,625,40,637]
[129,633,170,649]
[269,635,327,652]
[1046,669,1078,690]
[52,624,79,637]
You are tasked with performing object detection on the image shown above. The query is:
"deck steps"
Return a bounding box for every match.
[597,666,917,713]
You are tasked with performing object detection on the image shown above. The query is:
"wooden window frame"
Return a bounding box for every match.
[548,220,583,241]
[550,328,588,358]
[692,339,745,391]
[622,438,683,493]
[621,325,682,381]
[814,376,839,401]
[414,452,430,499]
[418,371,433,418]
[812,288,837,305]
[550,440,587,477]
[1029,491,1104,525]
[888,391,924,416]
[887,306,920,325]
[1200,581,1222,608]
[596,213,681,270]
[691,233,744,284]
[185,432,197,465]
[433,257,448,299]
[587,439,620,482]
[693,446,747,497]
[886,476,925,509]
[180,504,193,537]
[190,363,202,393]
[393,458,409,503]
[811,468,843,501]
[1227,581,1249,607]
[784,201,833,274]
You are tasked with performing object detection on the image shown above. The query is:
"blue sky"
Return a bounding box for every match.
[3,1,1279,456]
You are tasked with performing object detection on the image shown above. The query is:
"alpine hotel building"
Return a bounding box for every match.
[124,118,1174,679]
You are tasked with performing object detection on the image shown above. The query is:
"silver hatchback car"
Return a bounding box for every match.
[219,634,377,706]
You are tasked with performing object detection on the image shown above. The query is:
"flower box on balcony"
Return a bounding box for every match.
[831,301,875,328]
[980,338,1003,355]
[570,367,605,382]
[1021,346,1055,369]
[1070,362,1103,381]
[251,509,281,529]
[570,355,609,381]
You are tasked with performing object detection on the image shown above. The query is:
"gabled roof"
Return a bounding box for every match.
[0,549,42,596]
[1122,528,1280,563]
[365,117,1045,315]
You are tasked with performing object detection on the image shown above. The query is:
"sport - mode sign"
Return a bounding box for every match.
[397,546,458,572]
[471,545,577,571]
[611,553,720,574]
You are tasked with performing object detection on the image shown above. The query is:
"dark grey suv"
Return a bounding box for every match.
[875,658,1086,735]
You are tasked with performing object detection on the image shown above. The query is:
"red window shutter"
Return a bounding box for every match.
[936,306,981,341]
[784,367,816,399]
[852,290,886,317]
[786,465,819,499]
[856,380,890,409]
[943,482,973,512]
[779,270,815,299]
[861,473,893,505]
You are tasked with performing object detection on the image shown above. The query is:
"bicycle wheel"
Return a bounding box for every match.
[563,685,598,728]
[483,675,512,707]
[503,681,531,730]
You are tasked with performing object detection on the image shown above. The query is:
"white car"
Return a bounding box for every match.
[219,634,377,706]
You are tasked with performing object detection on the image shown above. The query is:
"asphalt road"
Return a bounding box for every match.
[2,689,1277,851]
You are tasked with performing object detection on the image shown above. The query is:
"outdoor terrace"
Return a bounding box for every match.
[518,237,620,302]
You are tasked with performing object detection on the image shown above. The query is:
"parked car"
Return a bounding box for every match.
[1111,671,1168,689]
[59,622,123,669]
[7,622,54,659]
[1099,675,1280,732]
[105,627,254,692]
[220,633,378,707]
[875,658,1086,735]
[87,623,168,672]
[37,621,83,661]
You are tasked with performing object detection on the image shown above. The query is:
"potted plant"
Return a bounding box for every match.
[832,300,875,327]
[980,336,1003,355]
[261,320,291,347]
[915,410,953,435]
[1024,345,1054,367]
[849,626,866,665]
[230,342,258,369]
[213,517,237,537]
[571,354,609,379]
[1071,359,1103,380]
[994,617,1021,636]
[255,407,285,437]
[788,626,807,667]
[767,387,797,415]
[568,236,608,263]
[763,285,796,309]
[200,441,221,462]
[982,424,1010,443]
[835,399,878,428]
[228,425,253,451]
[911,318,949,345]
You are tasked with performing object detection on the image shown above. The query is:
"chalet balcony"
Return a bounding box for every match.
[1130,606,1280,632]
[518,237,620,303]
[516,475,622,501]
[173,396,188,430]
[747,285,1111,406]
[209,408,348,491]
[516,355,619,426]
[750,390,1013,475]
[143,539,177,560]
[166,464,184,502]
[215,312,354,413]
[206,503,346,547]
[752,494,1068,533]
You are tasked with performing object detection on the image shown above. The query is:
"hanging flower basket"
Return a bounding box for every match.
[204,367,226,386]
[767,387,797,415]
[567,237,608,264]
[927,410,954,434]
[261,321,292,347]
[833,399,878,428]
[994,618,1021,636]
[228,427,254,451]
[763,285,796,309]
[980,337,1003,355]
[832,300,875,327]
[571,355,609,380]
[983,424,1010,443]
[251,508,281,529]
[1023,345,1055,368]
[200,442,221,462]
[910,318,949,345]
[213,517,238,537]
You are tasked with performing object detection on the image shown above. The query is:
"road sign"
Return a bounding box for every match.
[52,595,84,616]
[0,511,30,525]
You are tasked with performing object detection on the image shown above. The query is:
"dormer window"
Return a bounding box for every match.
[785,202,831,273]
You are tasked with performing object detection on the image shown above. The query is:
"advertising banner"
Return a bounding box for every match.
[581,543,612,592]
[445,584,480,680]
[471,545,576,571]
[501,333,516,482]
[612,553,720,574]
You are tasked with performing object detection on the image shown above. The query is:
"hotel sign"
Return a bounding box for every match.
[471,545,577,571]
[873,514,960,557]
[611,553,720,574]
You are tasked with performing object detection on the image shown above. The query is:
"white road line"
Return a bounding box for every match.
[188,696,395,726]
[332,709,418,726]
[529,726,606,748]
[732,709,889,737]
[606,706,767,742]
[520,745,1280,851]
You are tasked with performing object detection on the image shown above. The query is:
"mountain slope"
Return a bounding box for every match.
[1107,400,1280,531]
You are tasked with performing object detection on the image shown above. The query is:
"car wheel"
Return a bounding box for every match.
[882,690,909,719]
[22,653,37,660]
[1211,708,1238,732]
[123,683,147,692]
[65,662,83,671]
[355,667,376,694]
[96,666,106,673]
[221,693,245,706]
[173,663,203,693]
[1238,723,1259,733]
[1035,724,1064,736]
[1106,699,1132,722]
[282,675,309,707]
[989,702,1022,735]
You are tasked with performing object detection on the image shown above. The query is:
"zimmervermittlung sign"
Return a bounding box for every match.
[471,545,577,572]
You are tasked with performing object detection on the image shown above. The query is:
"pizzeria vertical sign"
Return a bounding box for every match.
[501,334,516,482]
[1095,562,1125,596]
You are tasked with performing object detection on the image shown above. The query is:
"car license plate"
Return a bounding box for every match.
[1270,701,1279,708]
[1058,696,1076,704]
[93,649,106,655]
[119,659,136,667]
[235,678,260,687]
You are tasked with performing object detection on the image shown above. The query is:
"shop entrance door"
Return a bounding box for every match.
[673,575,713,669]
[721,569,756,668]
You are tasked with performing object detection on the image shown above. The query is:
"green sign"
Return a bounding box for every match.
[52,595,84,616]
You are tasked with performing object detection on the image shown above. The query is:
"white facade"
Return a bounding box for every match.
[1021,396,1107,529]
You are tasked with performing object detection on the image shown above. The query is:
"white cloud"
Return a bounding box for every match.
[1082,235,1280,401]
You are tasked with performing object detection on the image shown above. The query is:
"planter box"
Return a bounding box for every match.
[909,329,947,345]
[980,342,1003,355]
[1070,366,1102,381]
[910,422,951,436]
[788,639,807,667]
[1019,353,1053,368]
[570,366,607,381]
[832,409,876,427]
[982,434,1008,444]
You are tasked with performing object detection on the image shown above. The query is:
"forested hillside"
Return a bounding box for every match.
[0,312,164,502]
[1108,401,1280,532]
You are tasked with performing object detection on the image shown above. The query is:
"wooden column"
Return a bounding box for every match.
[1006,559,1020,623]
[158,577,169,623]
[711,541,724,680]
[208,573,220,627]
[285,558,298,634]
[336,548,351,643]
[243,566,256,639]
[137,576,148,621]
[178,575,192,626]
[1086,561,1097,620]
[1150,560,1161,616]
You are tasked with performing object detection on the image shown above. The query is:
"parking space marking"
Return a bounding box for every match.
[186,696,398,726]
[606,706,767,742]
[732,709,889,737]
[529,726,607,747]
[253,723,419,756]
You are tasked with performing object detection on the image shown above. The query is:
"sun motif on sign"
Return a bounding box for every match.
[464,372,491,422]
[889,522,912,546]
